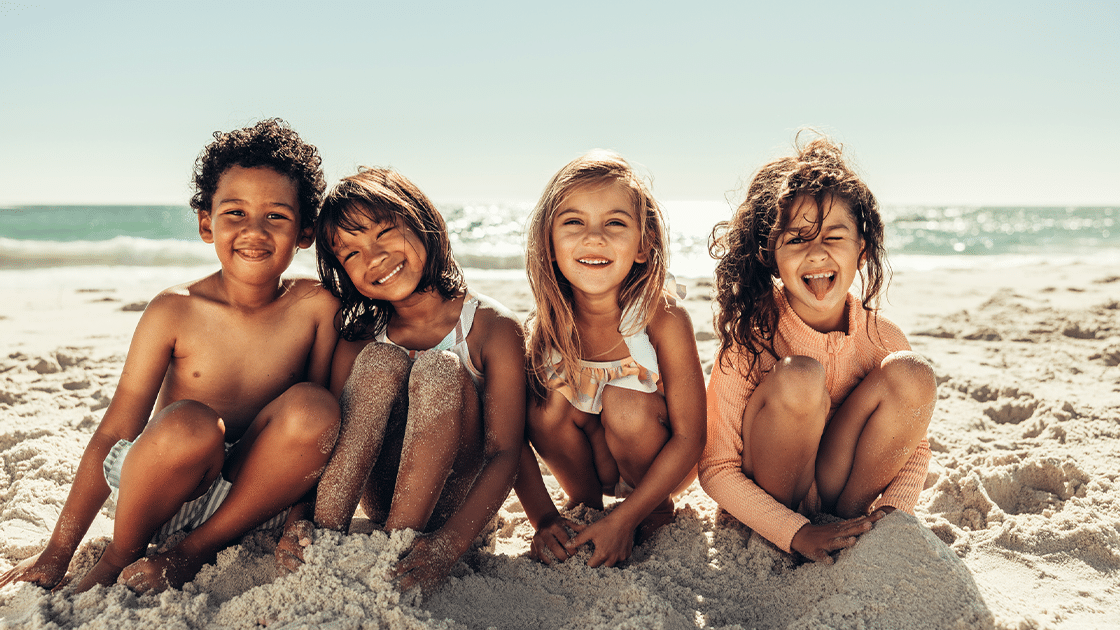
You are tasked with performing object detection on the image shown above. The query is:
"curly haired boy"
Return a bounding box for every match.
[0,119,341,593]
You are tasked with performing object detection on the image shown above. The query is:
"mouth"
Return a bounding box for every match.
[375,262,405,284]
[578,257,611,266]
[235,248,272,261]
[802,271,836,300]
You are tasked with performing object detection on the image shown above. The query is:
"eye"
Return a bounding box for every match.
[339,250,357,263]
[223,209,245,217]
[268,212,291,220]
[561,218,583,226]
[377,226,395,238]
[785,236,805,245]
[607,218,628,227]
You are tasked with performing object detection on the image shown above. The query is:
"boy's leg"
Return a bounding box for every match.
[740,356,830,511]
[75,400,226,592]
[316,343,411,531]
[526,389,609,510]
[816,351,936,518]
[384,350,481,532]
[119,382,340,593]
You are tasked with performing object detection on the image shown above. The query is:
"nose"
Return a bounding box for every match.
[242,214,269,237]
[807,235,828,260]
[583,223,606,245]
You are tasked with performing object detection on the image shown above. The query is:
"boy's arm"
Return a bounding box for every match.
[302,284,340,388]
[392,308,526,593]
[565,301,707,567]
[0,296,176,589]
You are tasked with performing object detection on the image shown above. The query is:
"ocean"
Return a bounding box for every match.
[2,203,1118,288]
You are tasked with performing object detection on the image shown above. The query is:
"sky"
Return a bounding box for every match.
[1,0,1117,207]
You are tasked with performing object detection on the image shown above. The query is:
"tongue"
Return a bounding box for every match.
[805,275,832,300]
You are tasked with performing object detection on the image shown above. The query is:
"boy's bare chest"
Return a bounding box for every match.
[162,303,318,432]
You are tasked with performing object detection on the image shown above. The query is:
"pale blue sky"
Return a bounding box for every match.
[1,1,1117,206]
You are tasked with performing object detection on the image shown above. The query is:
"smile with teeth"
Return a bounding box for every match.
[578,258,611,265]
[375,262,404,284]
[802,271,836,300]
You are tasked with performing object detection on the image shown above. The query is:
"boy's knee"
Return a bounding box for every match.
[880,351,937,406]
[271,383,341,443]
[145,400,224,459]
[767,356,829,415]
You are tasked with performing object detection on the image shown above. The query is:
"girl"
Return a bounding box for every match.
[700,134,936,564]
[294,167,526,594]
[514,150,706,568]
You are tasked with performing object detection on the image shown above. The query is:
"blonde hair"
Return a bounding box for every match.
[525,150,668,399]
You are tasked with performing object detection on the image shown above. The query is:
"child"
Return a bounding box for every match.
[297,167,526,595]
[514,150,706,568]
[0,119,341,593]
[700,134,936,563]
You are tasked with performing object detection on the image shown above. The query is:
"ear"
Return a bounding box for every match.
[634,247,649,264]
[297,225,315,250]
[198,211,214,244]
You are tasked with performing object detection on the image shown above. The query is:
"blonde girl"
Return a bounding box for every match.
[515,150,706,568]
[700,134,936,563]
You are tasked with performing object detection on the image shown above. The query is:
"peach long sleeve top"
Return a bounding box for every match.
[699,289,931,553]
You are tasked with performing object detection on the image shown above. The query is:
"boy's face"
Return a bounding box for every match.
[198,166,311,286]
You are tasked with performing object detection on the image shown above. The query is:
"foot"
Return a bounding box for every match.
[118,545,214,593]
[275,519,315,574]
[635,499,675,547]
[73,543,135,593]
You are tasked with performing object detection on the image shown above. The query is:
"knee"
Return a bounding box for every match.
[270,383,342,451]
[145,400,224,461]
[527,389,583,437]
[408,350,470,414]
[600,389,666,442]
[346,343,412,393]
[767,356,829,416]
[880,351,937,408]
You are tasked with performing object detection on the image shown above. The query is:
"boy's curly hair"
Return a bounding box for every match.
[708,131,888,376]
[189,118,326,233]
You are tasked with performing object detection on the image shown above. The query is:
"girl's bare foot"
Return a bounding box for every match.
[119,545,214,593]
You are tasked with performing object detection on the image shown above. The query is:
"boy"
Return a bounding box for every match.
[0,119,341,594]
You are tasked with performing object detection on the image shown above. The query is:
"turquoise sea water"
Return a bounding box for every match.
[2,203,1118,277]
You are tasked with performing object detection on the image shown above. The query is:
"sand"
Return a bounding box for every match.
[2,260,1119,629]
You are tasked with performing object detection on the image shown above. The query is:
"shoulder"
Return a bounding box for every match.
[141,275,216,320]
[469,293,525,350]
[647,293,695,342]
[285,278,340,314]
[856,303,910,351]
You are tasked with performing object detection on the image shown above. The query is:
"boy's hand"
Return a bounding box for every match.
[390,531,461,597]
[790,510,884,564]
[529,513,586,565]
[564,514,634,568]
[0,549,70,591]
[275,519,315,574]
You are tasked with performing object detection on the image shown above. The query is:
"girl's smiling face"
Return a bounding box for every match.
[773,193,865,333]
[550,180,648,301]
[332,212,427,305]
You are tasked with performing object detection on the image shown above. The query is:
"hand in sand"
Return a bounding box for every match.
[391,531,461,597]
[275,519,315,574]
[564,514,633,568]
[0,550,69,591]
[119,546,209,593]
[529,512,586,565]
[791,510,885,564]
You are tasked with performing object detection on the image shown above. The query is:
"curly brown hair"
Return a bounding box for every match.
[709,131,889,375]
[189,118,325,234]
[316,167,466,342]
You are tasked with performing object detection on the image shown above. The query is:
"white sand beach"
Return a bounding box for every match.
[1,260,1118,629]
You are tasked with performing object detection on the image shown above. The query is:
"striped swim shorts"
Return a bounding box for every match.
[102,438,288,544]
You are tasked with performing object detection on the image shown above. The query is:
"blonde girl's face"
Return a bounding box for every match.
[550,180,648,301]
[332,212,428,305]
[773,193,865,334]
